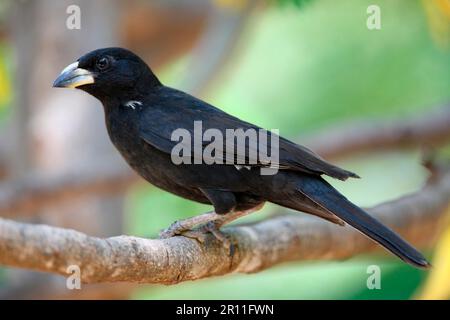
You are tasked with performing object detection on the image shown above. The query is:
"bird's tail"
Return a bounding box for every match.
[296,175,431,269]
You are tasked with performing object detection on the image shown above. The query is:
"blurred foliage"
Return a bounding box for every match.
[277,0,312,7]
[215,0,313,10]
[0,45,11,113]
[206,0,450,135]
[132,0,448,299]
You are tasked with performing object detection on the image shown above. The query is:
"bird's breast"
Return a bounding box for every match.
[105,107,143,161]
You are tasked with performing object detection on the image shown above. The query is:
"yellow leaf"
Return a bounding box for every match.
[418,206,450,300]
[0,53,11,108]
[422,0,450,49]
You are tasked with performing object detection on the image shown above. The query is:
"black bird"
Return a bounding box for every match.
[53,47,430,268]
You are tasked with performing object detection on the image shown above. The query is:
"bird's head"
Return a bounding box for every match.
[53,47,160,101]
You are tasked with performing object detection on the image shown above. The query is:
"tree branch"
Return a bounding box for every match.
[0,164,137,217]
[0,167,448,284]
[303,105,450,159]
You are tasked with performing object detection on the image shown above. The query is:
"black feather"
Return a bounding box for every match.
[296,174,430,268]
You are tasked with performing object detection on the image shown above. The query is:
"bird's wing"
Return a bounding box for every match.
[139,87,358,180]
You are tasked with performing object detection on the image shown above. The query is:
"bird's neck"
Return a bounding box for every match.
[100,76,161,111]
[89,67,161,108]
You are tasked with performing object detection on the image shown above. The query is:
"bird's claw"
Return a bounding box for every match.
[199,221,235,256]
[159,220,234,256]
[159,220,210,243]
[159,220,185,239]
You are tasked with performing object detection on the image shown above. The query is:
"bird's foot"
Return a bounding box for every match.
[159,218,234,256]
[159,204,264,240]
[159,211,220,239]
[202,221,234,255]
[159,212,220,239]
[186,221,234,256]
[176,229,209,244]
[159,220,190,239]
[159,222,208,243]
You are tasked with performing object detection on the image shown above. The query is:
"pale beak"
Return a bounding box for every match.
[53,61,95,88]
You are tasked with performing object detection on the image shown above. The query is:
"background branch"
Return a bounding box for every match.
[303,105,450,159]
[0,163,136,217]
[0,167,448,284]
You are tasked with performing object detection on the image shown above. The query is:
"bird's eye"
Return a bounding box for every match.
[96,57,110,71]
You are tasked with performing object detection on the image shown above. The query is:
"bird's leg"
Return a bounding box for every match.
[192,203,266,254]
[159,203,265,253]
[212,202,265,228]
[160,203,264,255]
[159,211,222,239]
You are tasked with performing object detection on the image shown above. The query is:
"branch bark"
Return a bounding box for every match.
[0,167,448,284]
